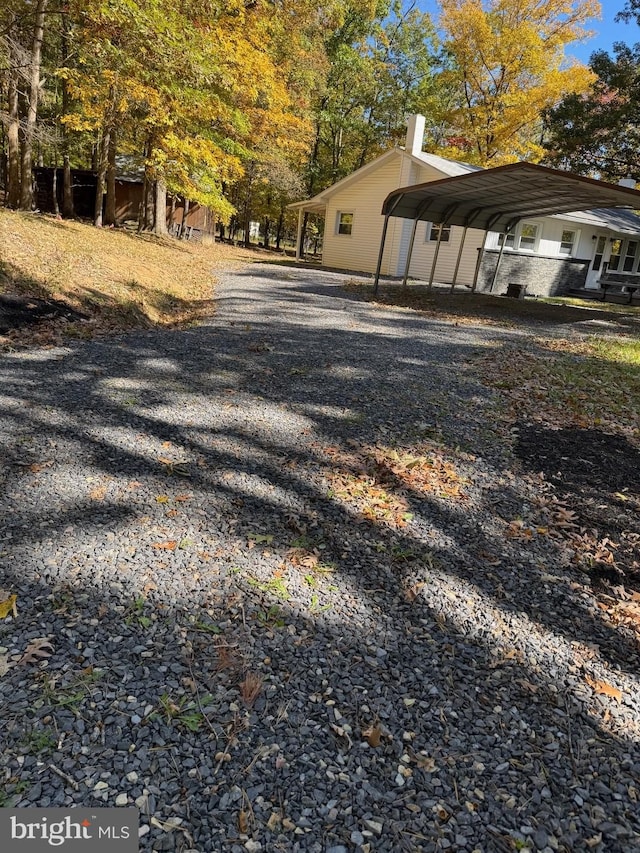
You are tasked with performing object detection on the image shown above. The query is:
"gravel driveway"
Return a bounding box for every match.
[1,263,639,853]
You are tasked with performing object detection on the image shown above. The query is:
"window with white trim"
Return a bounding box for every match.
[497,232,516,249]
[623,240,638,271]
[426,222,451,243]
[336,212,353,235]
[559,229,577,256]
[519,223,539,250]
[609,238,623,271]
[495,221,541,252]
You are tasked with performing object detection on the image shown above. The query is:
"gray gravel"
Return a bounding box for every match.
[1,263,639,852]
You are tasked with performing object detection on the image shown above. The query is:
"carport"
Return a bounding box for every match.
[374,162,640,295]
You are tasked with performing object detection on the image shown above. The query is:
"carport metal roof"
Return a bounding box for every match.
[375,161,640,293]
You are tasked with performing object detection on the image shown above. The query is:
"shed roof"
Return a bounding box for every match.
[381,162,640,234]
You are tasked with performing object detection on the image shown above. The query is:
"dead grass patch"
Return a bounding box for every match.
[0,210,256,347]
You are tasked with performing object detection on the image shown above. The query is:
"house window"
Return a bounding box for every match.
[497,232,516,249]
[336,212,353,235]
[519,223,539,251]
[559,229,577,256]
[623,240,638,272]
[609,239,623,271]
[496,222,540,251]
[427,222,451,243]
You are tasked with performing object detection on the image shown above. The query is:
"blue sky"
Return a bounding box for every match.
[415,1,639,64]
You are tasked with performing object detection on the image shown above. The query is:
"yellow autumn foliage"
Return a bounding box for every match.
[436,0,600,165]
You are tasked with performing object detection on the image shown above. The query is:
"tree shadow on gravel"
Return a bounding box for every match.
[1,544,639,851]
[1,265,640,850]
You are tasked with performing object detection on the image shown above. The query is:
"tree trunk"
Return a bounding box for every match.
[19,0,48,211]
[60,9,74,217]
[94,128,110,227]
[138,152,155,232]
[7,60,20,209]
[62,154,74,218]
[104,130,117,225]
[179,197,190,239]
[169,194,177,233]
[275,211,284,250]
[52,161,59,216]
[144,180,154,230]
[154,178,168,236]
[263,217,270,249]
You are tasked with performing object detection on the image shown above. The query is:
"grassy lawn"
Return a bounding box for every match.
[540,294,640,314]
[343,279,640,327]
[477,335,640,441]
[342,278,640,445]
[0,210,256,345]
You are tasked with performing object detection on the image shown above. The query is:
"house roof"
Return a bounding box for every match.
[381,162,640,234]
[554,206,640,235]
[410,150,482,177]
[287,146,480,214]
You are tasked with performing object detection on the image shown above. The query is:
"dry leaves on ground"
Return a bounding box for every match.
[0,590,18,619]
[17,637,54,665]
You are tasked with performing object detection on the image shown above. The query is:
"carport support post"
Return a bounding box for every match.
[450,225,468,293]
[471,241,485,292]
[401,217,420,290]
[374,197,402,295]
[488,237,507,293]
[373,214,391,295]
[427,225,444,292]
[295,209,304,261]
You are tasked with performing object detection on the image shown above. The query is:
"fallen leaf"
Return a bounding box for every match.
[416,755,437,772]
[0,654,14,677]
[248,533,274,545]
[156,495,170,504]
[29,460,53,473]
[516,678,539,694]
[18,637,54,665]
[436,805,450,822]
[174,494,192,502]
[150,816,184,833]
[585,674,622,702]
[0,590,17,619]
[152,541,177,551]
[266,813,280,831]
[362,724,382,747]
[237,810,249,833]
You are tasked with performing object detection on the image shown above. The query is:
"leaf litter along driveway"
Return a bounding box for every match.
[0,263,639,852]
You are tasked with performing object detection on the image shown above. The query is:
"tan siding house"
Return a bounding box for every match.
[290,115,484,285]
[290,115,640,296]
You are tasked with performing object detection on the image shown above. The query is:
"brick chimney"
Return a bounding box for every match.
[405,115,425,157]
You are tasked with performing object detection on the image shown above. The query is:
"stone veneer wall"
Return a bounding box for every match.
[475,250,590,296]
